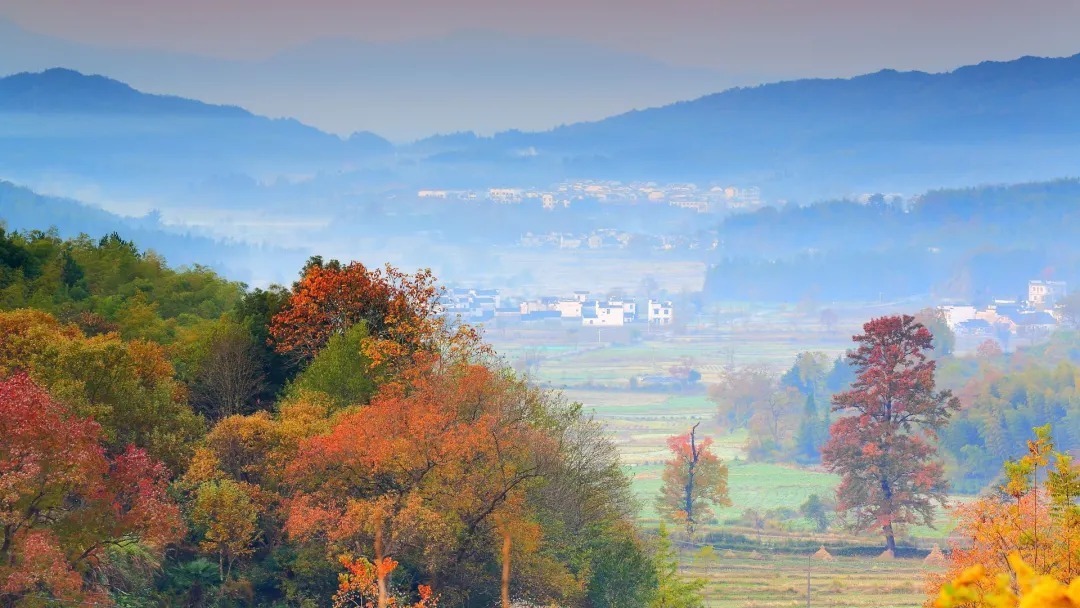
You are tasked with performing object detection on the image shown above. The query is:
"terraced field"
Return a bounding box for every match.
[687,553,943,608]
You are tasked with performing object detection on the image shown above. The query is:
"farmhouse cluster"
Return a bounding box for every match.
[939,280,1068,337]
[442,288,674,327]
[418,180,764,213]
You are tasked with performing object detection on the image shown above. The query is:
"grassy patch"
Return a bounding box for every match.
[632,460,840,522]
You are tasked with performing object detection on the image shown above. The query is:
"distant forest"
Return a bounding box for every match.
[705,179,1080,303]
[0,181,306,285]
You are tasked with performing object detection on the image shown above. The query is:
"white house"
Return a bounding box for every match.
[939,305,977,329]
[1029,280,1067,308]
[582,302,625,327]
[648,300,673,325]
[604,298,637,323]
[555,299,583,318]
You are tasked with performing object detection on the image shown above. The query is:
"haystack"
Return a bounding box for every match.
[722,549,737,559]
[748,550,765,561]
[812,546,835,561]
[875,548,896,560]
[924,544,946,564]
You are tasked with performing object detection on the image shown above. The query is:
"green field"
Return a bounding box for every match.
[489,306,957,607]
[631,460,840,522]
[515,333,851,387]
[567,370,962,545]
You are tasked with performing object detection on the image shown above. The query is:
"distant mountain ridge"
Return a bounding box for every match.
[4,51,1080,199]
[0,67,250,116]
[485,52,1080,146]
[0,18,749,139]
[407,51,1080,196]
[0,68,392,195]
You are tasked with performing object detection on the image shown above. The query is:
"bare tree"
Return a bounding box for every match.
[193,323,265,419]
[709,365,775,429]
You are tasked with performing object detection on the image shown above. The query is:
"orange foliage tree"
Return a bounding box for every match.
[284,356,558,607]
[0,372,183,605]
[269,260,482,375]
[657,422,731,537]
[935,552,1080,608]
[333,554,437,608]
[932,425,1080,603]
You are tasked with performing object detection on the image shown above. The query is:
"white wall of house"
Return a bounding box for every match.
[940,305,977,329]
[648,300,673,325]
[555,300,583,318]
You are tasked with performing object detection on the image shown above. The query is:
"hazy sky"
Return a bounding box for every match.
[5,0,1080,76]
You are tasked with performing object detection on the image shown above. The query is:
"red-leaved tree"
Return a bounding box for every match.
[0,372,183,606]
[821,315,959,552]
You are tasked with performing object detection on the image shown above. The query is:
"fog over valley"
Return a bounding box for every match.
[4,5,1080,607]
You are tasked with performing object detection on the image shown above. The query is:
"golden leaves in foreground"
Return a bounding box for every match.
[935,553,1080,608]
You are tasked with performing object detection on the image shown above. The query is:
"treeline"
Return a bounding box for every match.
[937,334,1080,493]
[0,232,682,607]
[705,179,1080,302]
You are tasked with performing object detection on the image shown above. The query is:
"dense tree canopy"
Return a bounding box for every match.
[0,228,671,607]
[0,227,242,343]
[0,309,204,471]
[0,372,182,606]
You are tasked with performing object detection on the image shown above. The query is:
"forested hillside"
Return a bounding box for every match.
[0,230,671,607]
[0,181,306,285]
[704,180,1080,302]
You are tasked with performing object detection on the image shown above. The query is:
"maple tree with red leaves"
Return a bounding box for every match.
[0,372,183,606]
[821,315,959,553]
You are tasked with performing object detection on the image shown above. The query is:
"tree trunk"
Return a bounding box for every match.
[375,525,389,608]
[684,422,701,536]
[883,521,897,553]
[501,531,512,608]
[880,478,896,553]
[1,525,12,566]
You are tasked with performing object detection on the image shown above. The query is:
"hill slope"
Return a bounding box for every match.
[0,68,250,116]
[0,69,391,192]
[419,53,1080,196]
[0,18,747,139]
